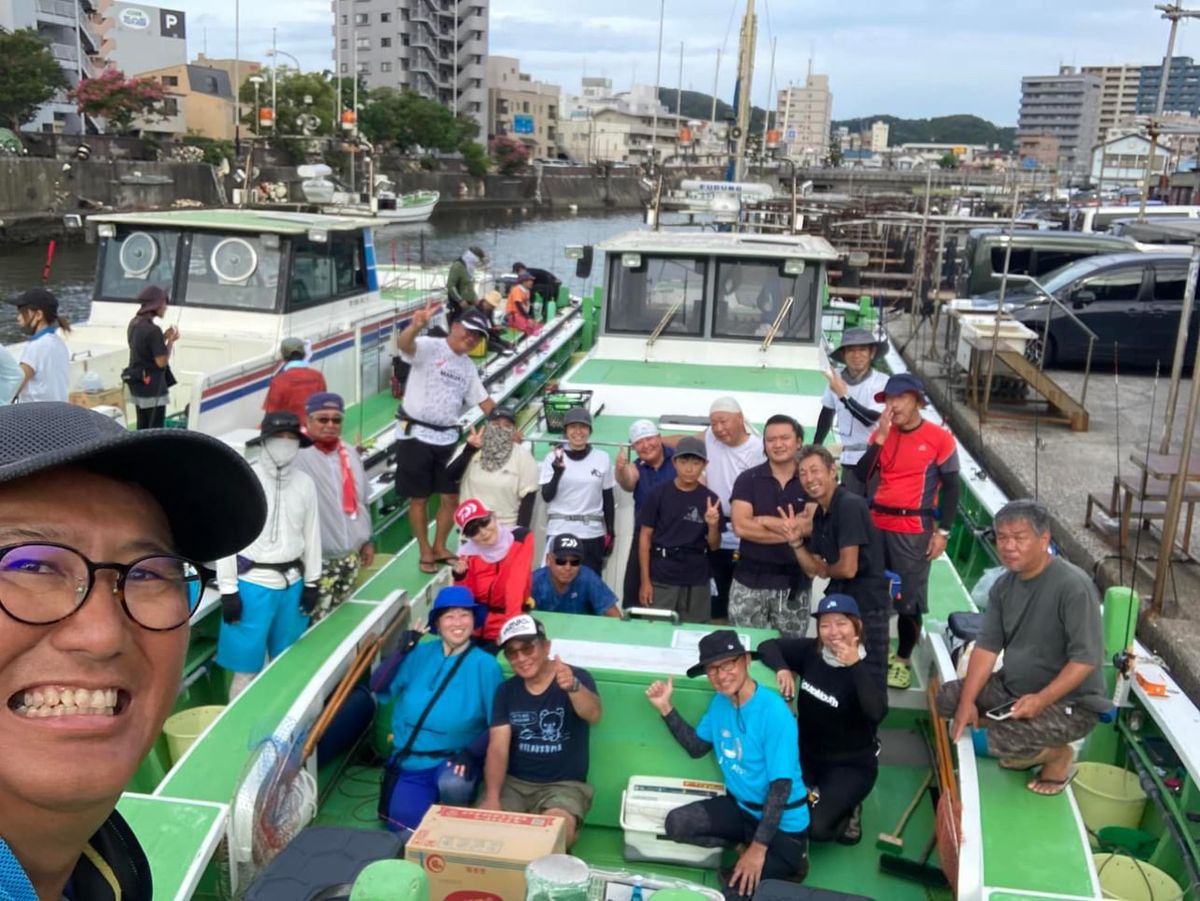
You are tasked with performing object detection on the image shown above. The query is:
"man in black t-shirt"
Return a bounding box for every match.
[481,615,603,846]
[729,415,812,637]
[780,445,891,691]
[636,436,722,623]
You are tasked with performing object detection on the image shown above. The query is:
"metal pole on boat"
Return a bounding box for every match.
[234,0,241,157]
[271,28,278,136]
[1158,239,1200,453]
[651,0,664,174]
[676,42,684,157]
[732,0,755,183]
[710,49,721,126]
[760,36,776,163]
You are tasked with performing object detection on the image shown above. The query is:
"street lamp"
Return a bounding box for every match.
[248,74,265,135]
[265,41,303,135]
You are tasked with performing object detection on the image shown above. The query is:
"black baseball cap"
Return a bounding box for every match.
[686,629,757,678]
[0,402,266,562]
[550,534,584,559]
[489,405,518,424]
[674,435,707,461]
[456,307,493,336]
[6,287,59,316]
[260,411,314,447]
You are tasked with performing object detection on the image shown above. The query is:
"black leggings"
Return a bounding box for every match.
[665,795,808,899]
[135,405,166,430]
[897,612,922,660]
[709,548,736,620]
[803,753,878,842]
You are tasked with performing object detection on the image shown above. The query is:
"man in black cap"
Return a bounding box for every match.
[394,298,496,574]
[216,410,322,699]
[645,630,810,898]
[812,327,889,496]
[446,245,487,319]
[0,401,265,900]
[855,372,959,690]
[7,287,71,403]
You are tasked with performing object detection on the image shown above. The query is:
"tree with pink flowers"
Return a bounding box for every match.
[70,69,165,135]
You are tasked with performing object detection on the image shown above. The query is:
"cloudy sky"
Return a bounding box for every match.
[169,0,1195,124]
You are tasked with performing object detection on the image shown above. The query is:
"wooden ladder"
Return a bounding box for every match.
[993,349,1089,432]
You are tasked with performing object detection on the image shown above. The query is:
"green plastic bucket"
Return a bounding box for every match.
[163,705,224,764]
[1094,853,1181,900]
[1074,763,1147,845]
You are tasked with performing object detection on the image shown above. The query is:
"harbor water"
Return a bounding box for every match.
[0,208,648,344]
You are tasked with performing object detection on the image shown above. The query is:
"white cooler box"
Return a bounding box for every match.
[619,775,725,868]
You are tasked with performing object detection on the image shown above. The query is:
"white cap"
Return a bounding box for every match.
[498,614,544,646]
[709,396,743,415]
[628,419,659,443]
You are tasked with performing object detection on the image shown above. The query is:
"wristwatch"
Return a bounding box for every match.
[568,676,581,694]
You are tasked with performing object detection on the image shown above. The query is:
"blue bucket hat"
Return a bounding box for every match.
[427,585,488,631]
[812,593,862,619]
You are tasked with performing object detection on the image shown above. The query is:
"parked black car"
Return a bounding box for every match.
[984,252,1198,368]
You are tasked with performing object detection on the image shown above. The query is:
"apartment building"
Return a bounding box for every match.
[776,72,832,164]
[486,56,558,159]
[1081,63,1141,140]
[1017,66,1101,175]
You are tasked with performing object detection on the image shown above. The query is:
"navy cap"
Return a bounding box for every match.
[674,435,708,461]
[874,372,926,404]
[551,533,584,558]
[305,392,344,414]
[813,593,861,619]
[457,307,493,336]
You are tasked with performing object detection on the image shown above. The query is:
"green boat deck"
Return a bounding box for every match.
[572,359,829,396]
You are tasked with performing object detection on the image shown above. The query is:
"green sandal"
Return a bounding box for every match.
[887,661,911,689]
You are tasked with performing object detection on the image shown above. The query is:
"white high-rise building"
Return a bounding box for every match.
[869,120,889,152]
[330,0,489,137]
[777,71,832,165]
[1081,63,1141,141]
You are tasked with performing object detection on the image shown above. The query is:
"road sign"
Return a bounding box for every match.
[785,128,796,141]
[513,115,534,135]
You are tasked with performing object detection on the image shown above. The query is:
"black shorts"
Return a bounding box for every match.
[394,439,458,498]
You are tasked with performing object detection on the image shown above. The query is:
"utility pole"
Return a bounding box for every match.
[234,0,240,156]
[271,28,277,135]
[732,0,756,182]
[710,49,720,125]
[650,0,665,173]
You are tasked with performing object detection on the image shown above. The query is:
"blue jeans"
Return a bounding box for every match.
[383,760,479,833]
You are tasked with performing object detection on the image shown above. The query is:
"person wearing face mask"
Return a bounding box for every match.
[6,288,71,403]
[376,586,503,836]
[446,245,486,320]
[216,411,323,699]
[447,406,539,529]
[759,595,887,847]
[539,408,615,576]
[451,499,536,649]
[293,393,374,622]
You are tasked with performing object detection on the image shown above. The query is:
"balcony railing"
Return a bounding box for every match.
[50,42,79,63]
[37,0,76,19]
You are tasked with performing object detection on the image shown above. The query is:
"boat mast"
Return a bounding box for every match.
[731,0,756,182]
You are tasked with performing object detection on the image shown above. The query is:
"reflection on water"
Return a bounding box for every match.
[0,208,653,344]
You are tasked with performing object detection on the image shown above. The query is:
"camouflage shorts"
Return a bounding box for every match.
[728,578,811,639]
[313,552,361,622]
[936,673,1098,759]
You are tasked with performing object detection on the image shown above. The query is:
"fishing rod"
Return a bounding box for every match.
[1129,360,1161,600]
[1114,342,1123,586]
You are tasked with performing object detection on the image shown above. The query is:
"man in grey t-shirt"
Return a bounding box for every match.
[938,499,1106,796]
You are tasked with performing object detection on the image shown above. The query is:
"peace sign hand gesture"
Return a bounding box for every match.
[412,297,439,330]
[704,495,721,527]
[465,424,483,449]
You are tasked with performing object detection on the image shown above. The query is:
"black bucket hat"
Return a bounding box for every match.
[261,410,314,447]
[0,402,266,562]
[830,327,888,365]
[686,629,758,678]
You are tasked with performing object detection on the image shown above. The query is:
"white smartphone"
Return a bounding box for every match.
[986,700,1017,721]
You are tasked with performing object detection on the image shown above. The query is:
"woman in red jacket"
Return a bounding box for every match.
[452,498,535,651]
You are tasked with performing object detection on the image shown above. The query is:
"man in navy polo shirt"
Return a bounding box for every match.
[729,415,812,638]
[531,534,621,617]
[615,419,676,607]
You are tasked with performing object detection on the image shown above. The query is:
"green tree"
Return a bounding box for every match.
[359,87,468,152]
[460,140,488,177]
[826,141,843,167]
[70,68,164,134]
[239,69,338,136]
[0,28,68,132]
[938,151,960,170]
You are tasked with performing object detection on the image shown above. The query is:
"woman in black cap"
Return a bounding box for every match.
[8,287,71,404]
[645,630,810,898]
[758,594,886,845]
[124,284,178,429]
[539,407,615,575]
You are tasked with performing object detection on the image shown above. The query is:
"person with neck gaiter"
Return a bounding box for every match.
[812,328,890,497]
[451,499,536,651]
[448,406,539,529]
[216,411,323,699]
[294,392,374,622]
[539,408,615,576]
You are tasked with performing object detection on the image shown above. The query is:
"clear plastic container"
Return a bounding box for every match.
[525,854,590,901]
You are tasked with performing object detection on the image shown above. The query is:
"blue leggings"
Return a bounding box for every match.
[383,761,479,833]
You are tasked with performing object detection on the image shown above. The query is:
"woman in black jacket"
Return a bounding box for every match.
[758,593,887,845]
[125,285,177,429]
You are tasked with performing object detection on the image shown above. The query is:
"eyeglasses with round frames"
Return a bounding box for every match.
[704,657,741,679]
[0,542,203,631]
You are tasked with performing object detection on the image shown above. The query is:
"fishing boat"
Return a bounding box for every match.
[374,187,441,224]
[298,166,440,223]
[112,221,1200,901]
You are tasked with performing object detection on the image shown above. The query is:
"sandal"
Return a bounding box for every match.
[886,661,911,689]
[432,554,460,566]
[1027,768,1078,796]
[418,559,438,574]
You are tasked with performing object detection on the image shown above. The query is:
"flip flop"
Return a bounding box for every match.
[418,559,438,574]
[433,554,460,566]
[886,661,911,689]
[1027,768,1078,796]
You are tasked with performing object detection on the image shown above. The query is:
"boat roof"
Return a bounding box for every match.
[90,208,379,234]
[596,228,839,261]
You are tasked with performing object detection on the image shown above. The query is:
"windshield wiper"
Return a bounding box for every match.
[646,300,682,350]
[759,295,795,353]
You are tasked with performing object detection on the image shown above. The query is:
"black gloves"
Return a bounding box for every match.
[301,585,320,617]
[221,592,243,624]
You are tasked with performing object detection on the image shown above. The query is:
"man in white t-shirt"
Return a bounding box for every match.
[812,328,889,496]
[7,288,70,404]
[394,300,496,574]
[0,346,23,406]
[664,396,765,620]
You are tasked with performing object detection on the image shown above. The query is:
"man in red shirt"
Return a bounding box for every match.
[855,373,959,689]
[263,337,327,422]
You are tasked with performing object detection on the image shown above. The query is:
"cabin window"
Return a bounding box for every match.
[177,232,282,311]
[96,228,183,301]
[712,259,817,342]
[605,255,707,337]
[989,246,1032,276]
[287,232,367,310]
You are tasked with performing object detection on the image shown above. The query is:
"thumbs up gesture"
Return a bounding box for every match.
[553,655,577,692]
[704,495,721,527]
[616,444,630,468]
[645,677,674,715]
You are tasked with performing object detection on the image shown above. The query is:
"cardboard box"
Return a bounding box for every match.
[69,387,125,410]
[406,805,567,901]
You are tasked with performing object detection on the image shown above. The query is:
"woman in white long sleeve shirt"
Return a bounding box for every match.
[215,412,322,699]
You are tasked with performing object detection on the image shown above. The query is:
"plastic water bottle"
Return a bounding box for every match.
[545,299,557,322]
[80,371,104,394]
[630,876,644,901]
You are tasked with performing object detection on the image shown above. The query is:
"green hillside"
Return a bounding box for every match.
[833,114,1017,150]
[657,88,771,135]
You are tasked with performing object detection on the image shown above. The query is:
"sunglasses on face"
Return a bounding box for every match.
[553,557,582,567]
[462,516,492,538]
[502,640,541,660]
[312,415,343,425]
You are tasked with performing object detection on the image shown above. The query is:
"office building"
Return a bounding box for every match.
[776,72,832,164]
[558,78,682,163]
[1017,66,1101,174]
[487,56,559,159]
[133,63,235,139]
[1137,56,1200,116]
[1081,63,1141,140]
[329,0,488,137]
[1090,132,1169,189]
[102,1,186,75]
